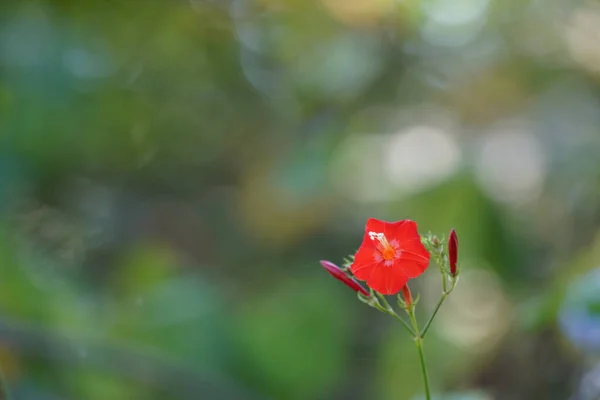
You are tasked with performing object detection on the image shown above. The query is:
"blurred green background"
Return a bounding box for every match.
[1,0,600,399]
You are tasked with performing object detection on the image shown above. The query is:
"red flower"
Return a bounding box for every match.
[448,228,458,276]
[350,219,430,295]
[320,260,370,297]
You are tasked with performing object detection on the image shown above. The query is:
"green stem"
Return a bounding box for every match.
[421,277,457,339]
[440,267,448,293]
[420,292,447,339]
[415,337,431,400]
[376,293,415,336]
[390,312,416,337]
[408,310,431,400]
[375,292,392,311]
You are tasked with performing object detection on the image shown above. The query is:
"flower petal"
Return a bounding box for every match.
[368,219,416,242]
[395,259,428,278]
[350,246,379,281]
[354,218,430,292]
[350,225,380,280]
[384,219,415,238]
[367,265,408,295]
[366,219,429,260]
[364,218,390,237]
[399,246,430,264]
[389,220,430,264]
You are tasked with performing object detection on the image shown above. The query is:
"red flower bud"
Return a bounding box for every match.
[448,229,458,275]
[320,260,370,297]
[401,285,412,306]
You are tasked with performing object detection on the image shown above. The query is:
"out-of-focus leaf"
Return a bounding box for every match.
[65,368,144,400]
[108,243,229,372]
[231,274,352,400]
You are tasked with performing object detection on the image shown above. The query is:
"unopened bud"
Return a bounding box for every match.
[320,260,370,297]
[448,229,458,275]
[401,285,413,307]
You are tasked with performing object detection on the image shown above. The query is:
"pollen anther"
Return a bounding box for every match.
[369,231,384,241]
[368,231,396,260]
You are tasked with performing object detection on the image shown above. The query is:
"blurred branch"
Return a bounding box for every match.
[0,318,268,400]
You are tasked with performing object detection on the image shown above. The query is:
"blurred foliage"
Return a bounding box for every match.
[0,0,600,399]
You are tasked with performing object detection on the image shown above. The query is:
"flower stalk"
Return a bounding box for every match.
[408,308,431,400]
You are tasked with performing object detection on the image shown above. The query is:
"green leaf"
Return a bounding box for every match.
[232,275,353,400]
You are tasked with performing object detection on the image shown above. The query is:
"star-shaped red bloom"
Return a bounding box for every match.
[350,218,431,295]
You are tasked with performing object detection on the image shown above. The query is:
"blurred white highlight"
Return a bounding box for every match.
[565,5,600,74]
[385,126,461,194]
[329,134,392,202]
[475,124,547,206]
[421,0,490,47]
[330,105,462,202]
[424,0,490,26]
[434,267,511,351]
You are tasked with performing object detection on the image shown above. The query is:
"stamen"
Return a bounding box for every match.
[368,231,396,260]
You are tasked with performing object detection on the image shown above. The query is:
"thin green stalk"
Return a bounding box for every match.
[415,337,431,400]
[376,293,415,336]
[441,267,448,293]
[375,292,393,311]
[421,277,457,339]
[408,310,431,400]
[389,312,416,337]
[420,292,447,339]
